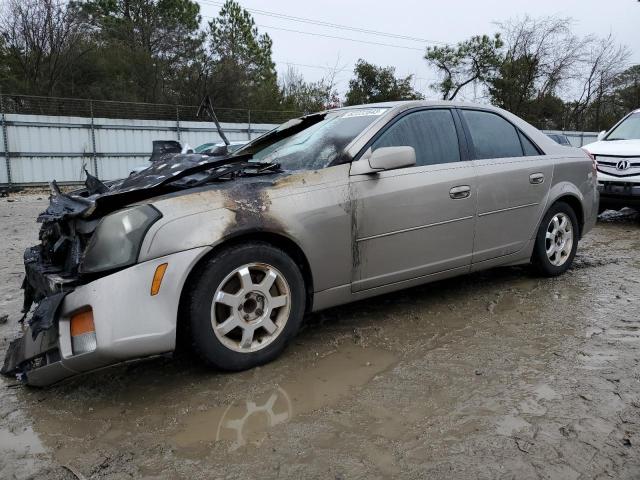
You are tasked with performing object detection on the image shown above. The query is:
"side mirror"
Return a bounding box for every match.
[597,130,606,141]
[351,146,416,175]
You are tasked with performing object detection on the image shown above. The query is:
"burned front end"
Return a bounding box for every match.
[2,182,100,382]
[1,150,285,386]
[1,175,169,383]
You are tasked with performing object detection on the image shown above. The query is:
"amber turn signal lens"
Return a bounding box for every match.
[151,263,168,296]
[70,309,95,337]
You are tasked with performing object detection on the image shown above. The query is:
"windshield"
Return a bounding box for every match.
[606,112,640,141]
[243,108,388,170]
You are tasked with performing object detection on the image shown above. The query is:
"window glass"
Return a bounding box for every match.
[371,109,460,166]
[519,131,541,156]
[246,108,388,171]
[605,112,640,141]
[461,110,523,159]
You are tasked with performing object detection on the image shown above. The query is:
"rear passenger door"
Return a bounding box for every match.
[458,109,553,264]
[350,108,477,292]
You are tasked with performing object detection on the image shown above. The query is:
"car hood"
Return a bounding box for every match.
[583,140,640,156]
[43,152,267,222]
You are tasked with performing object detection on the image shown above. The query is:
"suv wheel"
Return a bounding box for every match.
[532,202,579,277]
[187,242,306,371]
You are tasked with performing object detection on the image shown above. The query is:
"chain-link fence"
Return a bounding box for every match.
[0,94,303,124]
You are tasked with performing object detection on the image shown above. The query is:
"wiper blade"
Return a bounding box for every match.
[169,162,281,189]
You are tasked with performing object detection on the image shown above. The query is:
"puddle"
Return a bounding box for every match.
[173,346,397,451]
[0,425,45,454]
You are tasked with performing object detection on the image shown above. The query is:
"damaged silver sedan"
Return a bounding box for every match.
[2,101,599,386]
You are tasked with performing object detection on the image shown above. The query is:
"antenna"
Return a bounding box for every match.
[197,95,230,146]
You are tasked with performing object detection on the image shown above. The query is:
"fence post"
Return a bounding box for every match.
[0,91,11,185]
[247,109,252,140]
[176,106,181,142]
[89,100,98,177]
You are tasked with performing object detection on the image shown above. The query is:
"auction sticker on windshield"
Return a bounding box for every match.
[342,108,387,118]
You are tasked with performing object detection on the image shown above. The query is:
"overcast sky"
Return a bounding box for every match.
[196,0,639,99]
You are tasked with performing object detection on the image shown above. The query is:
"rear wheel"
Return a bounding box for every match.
[532,202,579,277]
[187,242,306,371]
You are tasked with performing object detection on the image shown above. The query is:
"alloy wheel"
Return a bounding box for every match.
[545,212,574,267]
[211,263,291,353]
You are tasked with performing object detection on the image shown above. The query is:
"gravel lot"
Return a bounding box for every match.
[1,193,639,479]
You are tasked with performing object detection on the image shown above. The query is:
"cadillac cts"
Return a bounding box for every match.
[1,101,599,386]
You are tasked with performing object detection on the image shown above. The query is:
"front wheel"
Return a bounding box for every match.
[187,242,306,371]
[532,202,579,277]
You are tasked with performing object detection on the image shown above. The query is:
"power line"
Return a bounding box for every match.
[256,23,426,51]
[275,60,350,73]
[200,13,427,52]
[197,0,448,46]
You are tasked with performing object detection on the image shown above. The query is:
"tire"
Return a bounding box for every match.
[187,242,306,371]
[532,201,579,277]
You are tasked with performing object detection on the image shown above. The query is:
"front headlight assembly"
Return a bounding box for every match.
[80,205,161,274]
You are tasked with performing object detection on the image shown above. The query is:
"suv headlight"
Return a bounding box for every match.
[80,205,161,274]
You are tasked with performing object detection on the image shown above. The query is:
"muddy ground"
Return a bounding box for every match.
[0,194,639,480]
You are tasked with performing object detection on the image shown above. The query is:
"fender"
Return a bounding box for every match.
[534,180,585,240]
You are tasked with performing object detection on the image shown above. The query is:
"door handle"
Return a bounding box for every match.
[449,185,471,199]
[529,173,545,184]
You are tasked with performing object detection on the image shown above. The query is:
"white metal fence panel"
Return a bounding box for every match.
[1,113,276,184]
[542,130,599,147]
[11,155,87,184]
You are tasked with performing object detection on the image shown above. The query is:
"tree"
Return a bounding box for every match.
[487,16,589,126]
[579,64,640,131]
[345,59,422,106]
[207,0,280,115]
[280,66,340,114]
[566,35,629,130]
[425,34,503,100]
[71,0,203,102]
[0,0,92,96]
[0,35,13,90]
[614,65,640,114]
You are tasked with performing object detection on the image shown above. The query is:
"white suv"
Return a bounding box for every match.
[583,109,640,212]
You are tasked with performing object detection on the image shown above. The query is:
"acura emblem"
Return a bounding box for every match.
[617,160,631,171]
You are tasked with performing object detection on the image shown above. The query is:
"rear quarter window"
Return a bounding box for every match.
[519,131,542,156]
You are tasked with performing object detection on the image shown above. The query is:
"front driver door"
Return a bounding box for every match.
[349,108,477,293]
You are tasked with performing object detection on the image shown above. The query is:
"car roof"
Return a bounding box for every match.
[335,100,569,157]
[333,100,508,114]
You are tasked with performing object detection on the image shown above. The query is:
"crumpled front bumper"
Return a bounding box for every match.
[2,246,210,386]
